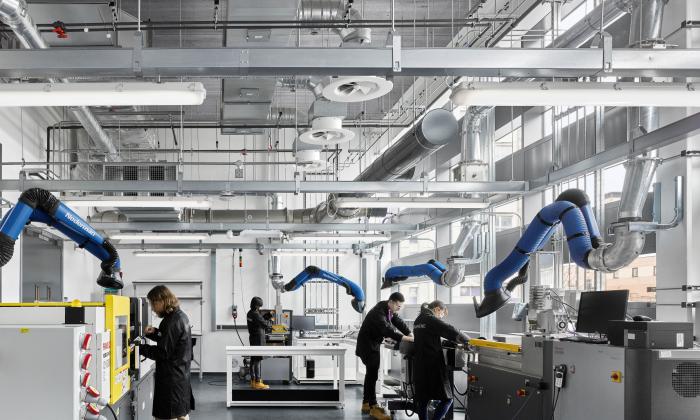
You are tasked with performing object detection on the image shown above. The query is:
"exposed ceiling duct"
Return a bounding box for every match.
[298,0,371,44]
[0,0,118,160]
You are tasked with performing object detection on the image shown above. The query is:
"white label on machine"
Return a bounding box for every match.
[677,333,684,348]
[627,333,635,340]
[659,350,672,359]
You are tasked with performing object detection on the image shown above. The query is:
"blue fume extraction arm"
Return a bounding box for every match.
[0,188,123,289]
[475,157,682,318]
[382,219,482,289]
[283,265,366,313]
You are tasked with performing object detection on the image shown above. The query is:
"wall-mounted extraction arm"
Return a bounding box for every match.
[283,265,365,313]
[0,188,123,289]
[475,158,682,318]
[382,219,482,289]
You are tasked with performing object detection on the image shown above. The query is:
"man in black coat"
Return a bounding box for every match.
[412,300,469,420]
[139,285,195,420]
[356,292,413,420]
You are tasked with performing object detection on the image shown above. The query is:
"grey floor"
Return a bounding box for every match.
[189,374,417,420]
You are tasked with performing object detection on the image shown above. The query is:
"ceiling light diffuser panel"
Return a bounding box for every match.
[450,82,700,108]
[0,82,206,107]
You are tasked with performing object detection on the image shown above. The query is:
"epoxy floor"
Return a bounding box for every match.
[190,374,418,420]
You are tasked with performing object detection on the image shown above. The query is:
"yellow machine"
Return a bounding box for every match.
[0,295,132,405]
[105,295,131,404]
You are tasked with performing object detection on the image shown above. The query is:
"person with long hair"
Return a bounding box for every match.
[139,285,195,420]
[246,296,272,390]
[412,300,469,420]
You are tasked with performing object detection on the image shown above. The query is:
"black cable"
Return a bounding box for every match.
[551,388,561,420]
[510,392,535,420]
[106,404,118,420]
[232,316,245,346]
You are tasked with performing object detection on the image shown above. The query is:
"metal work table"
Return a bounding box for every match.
[225,345,346,408]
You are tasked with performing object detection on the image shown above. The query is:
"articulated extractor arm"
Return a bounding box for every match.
[0,188,123,289]
[383,259,447,288]
[382,219,482,289]
[475,157,679,318]
[283,265,366,313]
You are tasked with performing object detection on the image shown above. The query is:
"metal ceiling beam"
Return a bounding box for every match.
[0,47,698,78]
[0,179,528,194]
[114,243,367,250]
[90,222,418,232]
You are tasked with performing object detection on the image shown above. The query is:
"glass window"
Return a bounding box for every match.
[399,229,436,258]
[493,199,522,233]
[400,281,435,305]
[450,275,481,303]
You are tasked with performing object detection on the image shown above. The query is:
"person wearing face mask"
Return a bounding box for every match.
[139,285,195,420]
[356,292,413,420]
[412,300,469,420]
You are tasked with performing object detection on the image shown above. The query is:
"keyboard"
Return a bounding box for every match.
[559,335,608,344]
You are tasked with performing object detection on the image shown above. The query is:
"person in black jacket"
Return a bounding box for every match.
[246,296,272,390]
[139,285,195,420]
[412,300,469,420]
[356,292,413,420]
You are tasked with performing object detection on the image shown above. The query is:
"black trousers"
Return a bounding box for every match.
[360,351,381,405]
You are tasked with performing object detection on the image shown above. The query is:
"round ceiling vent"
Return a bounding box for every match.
[295,149,324,171]
[299,117,355,145]
[322,76,394,103]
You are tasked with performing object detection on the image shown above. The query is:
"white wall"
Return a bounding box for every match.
[0,107,63,301]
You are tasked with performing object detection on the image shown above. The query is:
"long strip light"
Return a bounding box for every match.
[63,196,211,209]
[111,233,209,241]
[133,250,210,257]
[291,233,391,242]
[0,82,206,107]
[333,197,490,209]
[451,82,700,108]
[272,250,348,257]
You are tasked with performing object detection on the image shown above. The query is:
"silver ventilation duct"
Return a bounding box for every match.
[0,0,118,160]
[551,0,634,48]
[627,0,668,140]
[443,219,482,287]
[356,109,459,182]
[587,157,659,273]
[298,0,371,44]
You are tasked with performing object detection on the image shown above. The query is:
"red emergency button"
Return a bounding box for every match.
[610,371,622,383]
[81,334,92,351]
[81,353,93,370]
[516,388,528,397]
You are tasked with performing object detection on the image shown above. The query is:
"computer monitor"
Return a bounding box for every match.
[292,315,316,331]
[576,290,629,335]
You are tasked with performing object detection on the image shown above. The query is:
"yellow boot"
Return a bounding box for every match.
[361,402,371,414]
[369,405,390,420]
[250,379,257,389]
[255,379,270,390]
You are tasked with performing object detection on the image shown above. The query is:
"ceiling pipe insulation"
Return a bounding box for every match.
[0,0,119,160]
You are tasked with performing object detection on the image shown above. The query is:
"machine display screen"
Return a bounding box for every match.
[116,315,128,368]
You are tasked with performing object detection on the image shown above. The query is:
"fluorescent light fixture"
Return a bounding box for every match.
[272,250,348,257]
[111,233,209,241]
[333,197,490,209]
[291,233,391,242]
[63,196,211,209]
[239,229,283,238]
[0,82,206,107]
[133,250,210,257]
[450,82,700,108]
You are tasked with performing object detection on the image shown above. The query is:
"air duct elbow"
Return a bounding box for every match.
[298,0,371,44]
[586,225,645,273]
